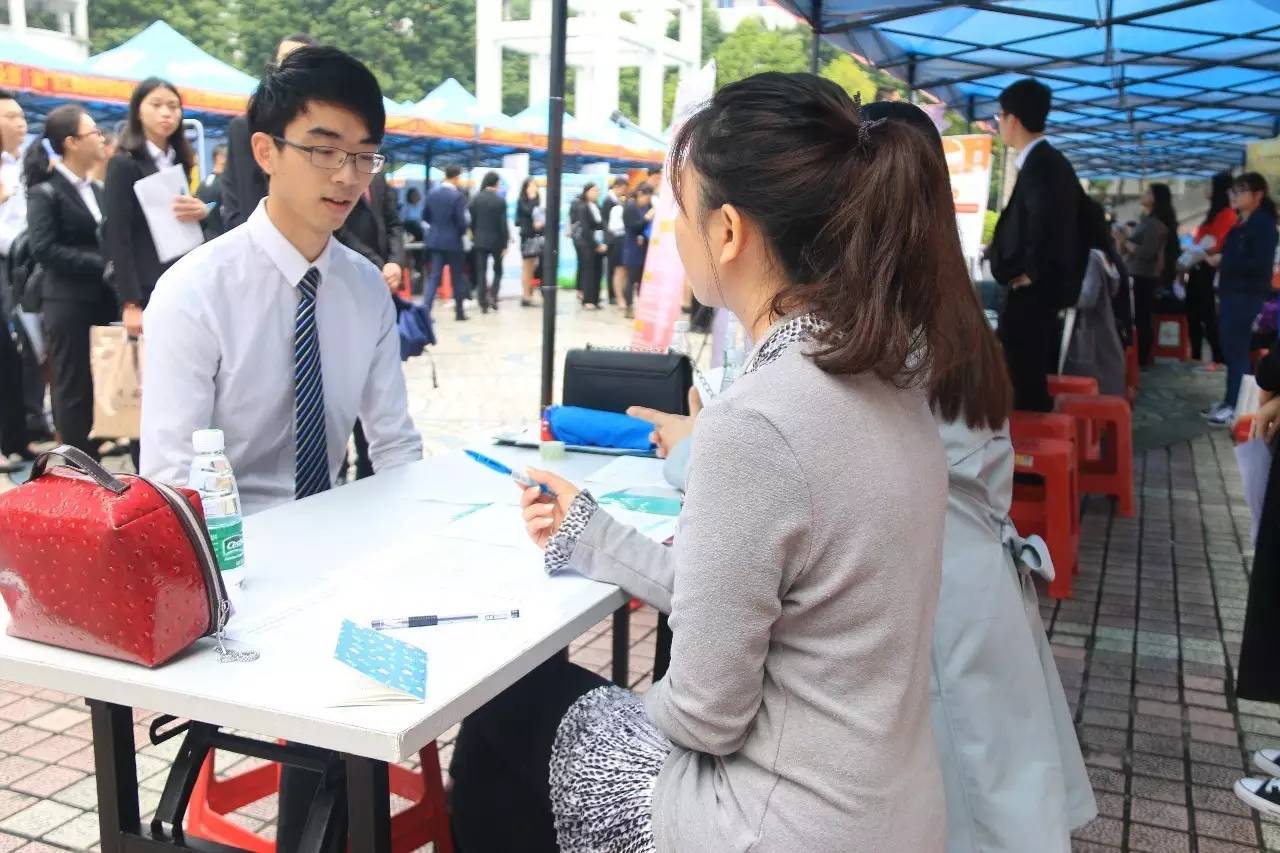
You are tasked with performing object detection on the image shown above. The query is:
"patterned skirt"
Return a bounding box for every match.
[549,685,672,853]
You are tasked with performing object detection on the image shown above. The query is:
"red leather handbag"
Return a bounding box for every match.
[0,445,234,667]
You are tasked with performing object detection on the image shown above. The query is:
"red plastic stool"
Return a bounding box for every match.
[1152,314,1192,361]
[1125,339,1139,403]
[1234,414,1255,444]
[1055,393,1134,517]
[187,743,453,852]
[1008,411,1081,543]
[1010,437,1078,598]
[1047,375,1100,457]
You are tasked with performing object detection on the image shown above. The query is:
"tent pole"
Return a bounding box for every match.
[809,0,823,74]
[541,0,568,413]
[966,95,975,134]
[907,55,917,104]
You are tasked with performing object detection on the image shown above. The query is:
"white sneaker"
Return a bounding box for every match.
[1235,776,1280,817]
[1207,405,1234,427]
[1256,748,1280,778]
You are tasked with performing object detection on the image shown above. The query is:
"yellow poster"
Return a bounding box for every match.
[942,134,994,264]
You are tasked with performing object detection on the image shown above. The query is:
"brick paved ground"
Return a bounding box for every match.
[1,298,1277,851]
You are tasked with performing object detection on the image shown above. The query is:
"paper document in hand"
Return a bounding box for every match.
[1236,437,1274,545]
[133,164,204,262]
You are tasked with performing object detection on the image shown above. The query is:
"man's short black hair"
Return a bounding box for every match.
[998,78,1051,134]
[280,33,316,48]
[444,165,462,180]
[481,170,500,189]
[0,88,17,102]
[213,143,228,157]
[248,46,385,144]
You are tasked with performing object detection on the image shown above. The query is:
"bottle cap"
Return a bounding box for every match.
[193,429,225,454]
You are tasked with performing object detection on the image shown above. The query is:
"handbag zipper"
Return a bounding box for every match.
[144,478,256,662]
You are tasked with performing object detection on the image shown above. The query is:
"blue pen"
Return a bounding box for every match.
[465,449,558,498]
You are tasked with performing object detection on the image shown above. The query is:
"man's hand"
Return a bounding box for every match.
[627,387,703,459]
[1011,274,1032,289]
[381,262,402,290]
[173,195,209,223]
[1251,396,1280,443]
[1207,253,1222,268]
[122,303,143,338]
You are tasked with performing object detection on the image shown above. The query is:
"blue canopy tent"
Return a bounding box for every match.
[773,0,1280,177]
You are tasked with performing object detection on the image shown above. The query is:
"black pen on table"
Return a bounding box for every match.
[371,609,521,630]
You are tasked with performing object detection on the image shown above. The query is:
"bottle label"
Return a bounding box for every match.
[208,517,245,573]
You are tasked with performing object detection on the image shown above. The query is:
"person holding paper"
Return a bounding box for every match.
[104,78,209,339]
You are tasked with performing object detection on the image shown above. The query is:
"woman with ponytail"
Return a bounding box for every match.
[450,73,971,852]
[24,104,109,457]
[1205,172,1279,425]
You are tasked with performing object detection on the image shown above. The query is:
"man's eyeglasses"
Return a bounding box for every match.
[74,128,105,139]
[273,137,386,175]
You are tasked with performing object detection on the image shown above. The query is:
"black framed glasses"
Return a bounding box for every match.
[273,136,386,174]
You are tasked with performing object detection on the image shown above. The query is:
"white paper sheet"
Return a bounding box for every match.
[132,165,204,262]
[585,455,674,492]
[1236,437,1274,545]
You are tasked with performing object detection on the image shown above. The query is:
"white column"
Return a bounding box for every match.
[72,0,88,42]
[679,0,702,66]
[8,0,25,32]
[475,0,503,115]
[530,53,551,106]
[585,5,620,129]
[638,7,665,134]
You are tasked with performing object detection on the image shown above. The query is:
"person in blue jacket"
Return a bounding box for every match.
[1205,172,1279,426]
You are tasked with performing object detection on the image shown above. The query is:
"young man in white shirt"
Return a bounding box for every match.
[141,46,422,516]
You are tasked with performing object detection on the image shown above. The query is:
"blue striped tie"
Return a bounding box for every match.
[294,267,330,499]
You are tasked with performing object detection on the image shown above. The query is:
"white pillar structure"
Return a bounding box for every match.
[7,0,26,32]
[478,0,701,134]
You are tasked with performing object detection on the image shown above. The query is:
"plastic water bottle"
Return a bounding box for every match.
[721,314,745,392]
[188,429,246,587]
[669,318,691,357]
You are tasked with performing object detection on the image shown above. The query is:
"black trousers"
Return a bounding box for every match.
[1185,262,1223,364]
[426,250,470,318]
[450,658,609,853]
[19,322,47,436]
[1132,274,1159,366]
[473,249,503,309]
[625,264,644,309]
[341,419,373,482]
[0,319,26,455]
[43,300,98,457]
[575,243,603,307]
[999,287,1057,413]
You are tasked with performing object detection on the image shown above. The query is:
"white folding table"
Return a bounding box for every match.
[0,446,635,852]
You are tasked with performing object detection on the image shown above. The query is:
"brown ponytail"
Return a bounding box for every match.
[669,72,967,390]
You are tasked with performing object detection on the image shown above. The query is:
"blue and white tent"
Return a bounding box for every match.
[775,0,1280,176]
[86,21,258,96]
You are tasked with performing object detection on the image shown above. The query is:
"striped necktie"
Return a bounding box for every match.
[294,266,330,499]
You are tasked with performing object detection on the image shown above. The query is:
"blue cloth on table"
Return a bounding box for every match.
[395,295,436,360]
[547,405,655,451]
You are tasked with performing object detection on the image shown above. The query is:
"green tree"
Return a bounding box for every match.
[713,16,809,87]
[820,54,876,105]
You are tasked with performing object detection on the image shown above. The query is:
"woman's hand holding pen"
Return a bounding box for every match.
[520,468,580,550]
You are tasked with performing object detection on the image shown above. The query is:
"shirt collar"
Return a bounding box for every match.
[1,150,17,166]
[53,160,92,190]
[247,199,334,287]
[146,140,175,167]
[1015,136,1048,170]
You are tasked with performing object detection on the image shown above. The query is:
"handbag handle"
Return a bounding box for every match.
[30,444,130,495]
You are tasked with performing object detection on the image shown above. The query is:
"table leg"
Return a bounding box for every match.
[87,700,140,853]
[344,754,390,853]
[611,601,630,686]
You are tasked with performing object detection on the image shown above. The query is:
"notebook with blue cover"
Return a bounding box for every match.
[329,619,427,707]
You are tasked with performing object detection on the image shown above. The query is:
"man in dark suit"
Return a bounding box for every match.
[423,165,471,320]
[220,33,315,230]
[335,171,405,481]
[989,78,1083,413]
[469,171,509,313]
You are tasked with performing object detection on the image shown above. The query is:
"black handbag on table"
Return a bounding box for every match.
[563,347,693,416]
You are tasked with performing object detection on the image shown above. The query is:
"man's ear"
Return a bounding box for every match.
[250,131,276,178]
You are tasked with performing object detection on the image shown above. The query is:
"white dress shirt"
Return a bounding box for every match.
[53,160,101,223]
[0,149,26,256]
[1015,135,1048,170]
[141,200,423,516]
[146,140,176,172]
